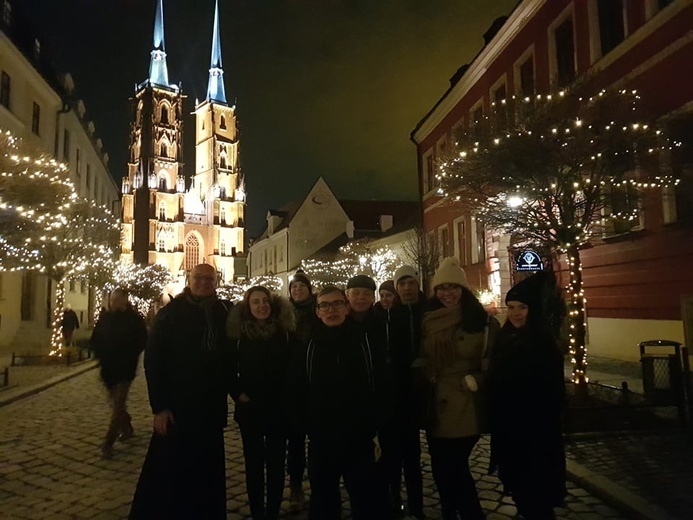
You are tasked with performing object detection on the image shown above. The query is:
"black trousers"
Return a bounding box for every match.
[240,425,287,520]
[287,431,307,485]
[308,436,378,520]
[129,425,226,520]
[427,435,484,520]
[379,423,424,514]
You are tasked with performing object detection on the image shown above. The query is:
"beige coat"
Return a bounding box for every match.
[418,305,495,438]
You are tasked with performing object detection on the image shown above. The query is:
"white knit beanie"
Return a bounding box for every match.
[431,257,470,291]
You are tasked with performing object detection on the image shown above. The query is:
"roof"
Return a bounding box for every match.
[339,200,419,231]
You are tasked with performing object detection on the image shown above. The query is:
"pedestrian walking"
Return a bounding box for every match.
[286,285,388,520]
[414,257,498,520]
[61,304,79,347]
[286,270,317,512]
[129,264,234,520]
[90,288,147,458]
[379,265,425,519]
[227,286,297,520]
[488,272,567,519]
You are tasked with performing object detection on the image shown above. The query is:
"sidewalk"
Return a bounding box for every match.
[563,355,693,520]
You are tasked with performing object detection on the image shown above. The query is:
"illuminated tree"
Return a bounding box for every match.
[438,86,679,385]
[108,263,174,315]
[0,131,120,354]
[300,239,398,289]
[217,275,285,302]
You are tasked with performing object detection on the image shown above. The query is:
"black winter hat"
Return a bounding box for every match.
[347,274,376,291]
[290,270,312,293]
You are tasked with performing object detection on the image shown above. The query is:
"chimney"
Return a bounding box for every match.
[379,214,393,232]
[346,220,355,239]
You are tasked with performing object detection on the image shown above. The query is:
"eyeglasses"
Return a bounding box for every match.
[436,284,462,293]
[317,300,347,311]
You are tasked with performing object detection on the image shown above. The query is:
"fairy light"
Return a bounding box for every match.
[435,87,676,384]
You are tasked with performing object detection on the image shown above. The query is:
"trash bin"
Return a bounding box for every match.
[639,340,690,424]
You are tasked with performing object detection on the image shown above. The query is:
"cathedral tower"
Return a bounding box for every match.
[121,0,186,272]
[189,0,246,283]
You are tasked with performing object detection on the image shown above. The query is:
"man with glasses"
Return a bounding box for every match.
[130,263,234,519]
[286,285,386,520]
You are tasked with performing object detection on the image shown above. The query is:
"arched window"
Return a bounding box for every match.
[185,234,201,270]
[158,176,167,191]
[219,154,227,169]
[160,143,168,158]
[161,105,169,124]
[159,201,166,220]
[158,237,165,252]
[220,240,226,256]
[220,115,226,130]
[220,207,226,225]
[219,186,227,199]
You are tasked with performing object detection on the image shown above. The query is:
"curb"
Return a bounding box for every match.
[0,360,98,407]
[566,458,680,520]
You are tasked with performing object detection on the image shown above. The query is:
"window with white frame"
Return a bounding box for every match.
[439,225,450,258]
[423,150,435,194]
[470,217,486,264]
[454,217,468,266]
[595,0,626,57]
[549,8,576,88]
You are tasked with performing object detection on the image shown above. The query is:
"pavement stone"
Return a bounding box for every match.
[0,367,632,520]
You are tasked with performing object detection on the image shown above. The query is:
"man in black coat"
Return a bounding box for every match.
[129,264,234,520]
[379,265,426,519]
[91,288,147,458]
[286,285,388,520]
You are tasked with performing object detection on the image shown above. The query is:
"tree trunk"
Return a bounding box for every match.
[566,244,588,387]
[49,283,66,356]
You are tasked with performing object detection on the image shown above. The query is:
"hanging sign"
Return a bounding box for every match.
[516,250,544,271]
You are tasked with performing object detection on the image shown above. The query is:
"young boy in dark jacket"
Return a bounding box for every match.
[286,285,388,520]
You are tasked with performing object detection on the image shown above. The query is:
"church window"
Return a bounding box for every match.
[158,237,165,252]
[160,143,168,158]
[158,176,167,191]
[159,201,166,220]
[220,207,226,224]
[185,234,201,270]
[220,240,226,256]
[220,115,226,130]
[219,186,227,199]
[220,154,227,169]
[161,105,169,125]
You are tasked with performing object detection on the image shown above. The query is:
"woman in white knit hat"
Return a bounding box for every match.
[414,256,498,520]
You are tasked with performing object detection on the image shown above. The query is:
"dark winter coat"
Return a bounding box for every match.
[144,289,234,430]
[291,296,317,346]
[286,317,388,442]
[227,294,297,433]
[386,292,426,424]
[61,309,79,331]
[488,323,567,504]
[91,307,147,388]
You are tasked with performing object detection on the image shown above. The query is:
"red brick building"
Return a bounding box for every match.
[411,0,693,360]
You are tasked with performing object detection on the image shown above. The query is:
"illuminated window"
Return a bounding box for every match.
[220,114,226,130]
[158,176,166,191]
[220,240,226,256]
[185,234,201,270]
[159,201,166,220]
[220,206,226,225]
[160,143,168,158]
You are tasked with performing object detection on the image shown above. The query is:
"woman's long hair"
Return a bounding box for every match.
[428,286,488,333]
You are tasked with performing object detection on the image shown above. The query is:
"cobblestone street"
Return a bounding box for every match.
[0,368,626,519]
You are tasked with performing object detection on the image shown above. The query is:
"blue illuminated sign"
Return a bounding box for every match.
[516,251,544,271]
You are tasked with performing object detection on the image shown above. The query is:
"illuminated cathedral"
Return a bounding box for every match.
[120,0,246,284]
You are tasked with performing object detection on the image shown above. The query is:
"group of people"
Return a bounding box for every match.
[90,259,567,520]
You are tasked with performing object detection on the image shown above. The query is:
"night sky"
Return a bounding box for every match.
[25,0,517,235]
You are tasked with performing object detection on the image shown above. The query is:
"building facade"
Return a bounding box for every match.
[120,0,246,285]
[411,0,693,360]
[248,176,418,287]
[0,0,120,349]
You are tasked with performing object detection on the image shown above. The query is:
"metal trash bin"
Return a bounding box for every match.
[639,340,690,424]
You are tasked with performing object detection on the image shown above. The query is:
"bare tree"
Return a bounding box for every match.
[403,226,440,293]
